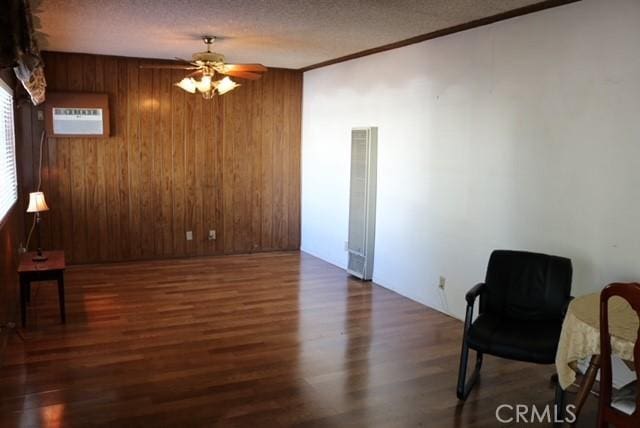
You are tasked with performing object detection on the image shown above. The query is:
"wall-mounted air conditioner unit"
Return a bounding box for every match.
[347,127,377,280]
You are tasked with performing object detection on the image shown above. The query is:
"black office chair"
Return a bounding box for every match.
[457,250,573,400]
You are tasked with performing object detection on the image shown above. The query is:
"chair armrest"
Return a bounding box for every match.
[561,296,574,317]
[465,283,486,306]
[463,283,485,333]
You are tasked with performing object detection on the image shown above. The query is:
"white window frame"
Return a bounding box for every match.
[0,77,18,226]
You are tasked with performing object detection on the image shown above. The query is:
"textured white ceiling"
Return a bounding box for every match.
[35,0,546,69]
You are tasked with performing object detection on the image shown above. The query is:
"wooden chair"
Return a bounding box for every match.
[598,283,640,427]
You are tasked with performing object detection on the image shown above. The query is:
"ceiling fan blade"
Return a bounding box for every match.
[223,64,268,73]
[139,64,197,70]
[176,57,204,68]
[221,70,262,80]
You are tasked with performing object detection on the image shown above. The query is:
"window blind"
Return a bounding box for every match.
[0,78,17,224]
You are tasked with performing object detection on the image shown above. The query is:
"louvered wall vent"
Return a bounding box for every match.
[347,127,377,280]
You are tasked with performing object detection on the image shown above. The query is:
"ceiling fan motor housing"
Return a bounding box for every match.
[192,51,225,64]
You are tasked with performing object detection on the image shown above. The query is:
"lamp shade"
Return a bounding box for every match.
[194,75,213,93]
[175,78,197,93]
[216,77,239,95]
[27,192,49,213]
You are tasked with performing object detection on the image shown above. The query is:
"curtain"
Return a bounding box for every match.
[0,0,46,105]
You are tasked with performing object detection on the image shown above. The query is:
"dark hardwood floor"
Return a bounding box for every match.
[0,251,597,427]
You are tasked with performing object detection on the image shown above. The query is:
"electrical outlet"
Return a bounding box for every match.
[438,276,446,290]
[208,230,216,240]
[186,231,193,241]
[37,110,44,121]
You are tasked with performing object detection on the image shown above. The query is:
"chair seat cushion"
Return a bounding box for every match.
[467,313,562,364]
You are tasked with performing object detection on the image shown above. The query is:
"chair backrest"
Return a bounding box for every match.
[481,250,572,321]
[599,282,640,426]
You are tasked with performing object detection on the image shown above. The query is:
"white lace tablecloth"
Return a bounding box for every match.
[555,293,637,389]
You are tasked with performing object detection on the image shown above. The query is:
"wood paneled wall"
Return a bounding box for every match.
[0,207,22,329]
[22,52,301,264]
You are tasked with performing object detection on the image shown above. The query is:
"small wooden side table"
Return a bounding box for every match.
[17,251,66,327]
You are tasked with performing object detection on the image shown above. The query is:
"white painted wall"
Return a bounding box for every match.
[301,0,640,320]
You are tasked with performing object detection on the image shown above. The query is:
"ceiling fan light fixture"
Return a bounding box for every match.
[216,76,239,95]
[175,77,197,93]
[159,36,265,99]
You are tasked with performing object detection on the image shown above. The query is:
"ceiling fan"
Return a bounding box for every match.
[141,36,267,99]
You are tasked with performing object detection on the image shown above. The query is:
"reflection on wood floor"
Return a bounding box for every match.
[0,251,597,427]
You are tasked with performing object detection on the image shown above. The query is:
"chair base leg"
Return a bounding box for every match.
[457,341,483,401]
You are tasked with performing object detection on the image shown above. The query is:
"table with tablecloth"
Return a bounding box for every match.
[555,292,638,417]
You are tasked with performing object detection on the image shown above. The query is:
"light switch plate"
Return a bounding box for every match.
[186,231,193,241]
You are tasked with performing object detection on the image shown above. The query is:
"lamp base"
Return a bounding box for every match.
[32,254,48,262]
